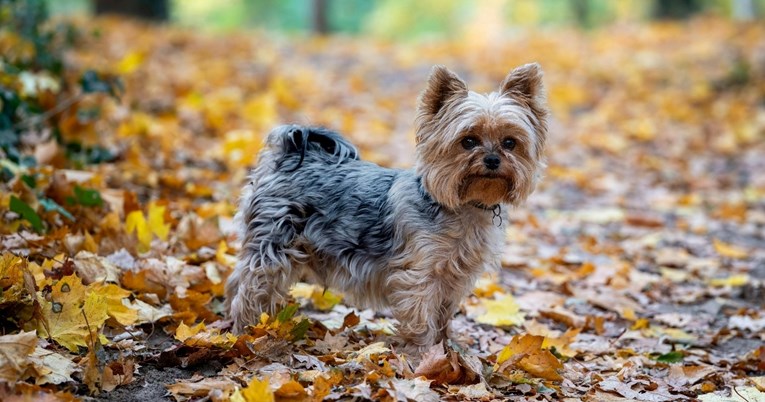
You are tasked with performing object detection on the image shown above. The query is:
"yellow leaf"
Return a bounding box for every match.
[38,275,109,351]
[473,275,504,298]
[311,288,343,311]
[148,202,170,241]
[116,51,144,75]
[242,94,277,131]
[174,321,237,347]
[713,239,748,259]
[289,283,343,311]
[126,210,151,251]
[126,203,170,252]
[541,328,581,358]
[476,294,525,327]
[220,129,264,168]
[631,318,650,330]
[216,240,236,267]
[175,322,205,342]
[708,274,750,287]
[93,283,138,326]
[240,377,274,402]
[0,253,27,305]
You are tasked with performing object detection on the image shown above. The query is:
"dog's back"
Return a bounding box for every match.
[233,126,402,307]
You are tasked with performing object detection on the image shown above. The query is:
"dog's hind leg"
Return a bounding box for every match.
[225,200,306,334]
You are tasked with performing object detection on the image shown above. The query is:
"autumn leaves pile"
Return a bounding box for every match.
[2,15,765,401]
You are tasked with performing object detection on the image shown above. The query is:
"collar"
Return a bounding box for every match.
[416,177,503,226]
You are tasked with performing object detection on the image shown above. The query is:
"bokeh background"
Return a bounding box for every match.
[50,0,765,35]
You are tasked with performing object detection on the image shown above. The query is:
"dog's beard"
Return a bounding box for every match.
[460,175,513,206]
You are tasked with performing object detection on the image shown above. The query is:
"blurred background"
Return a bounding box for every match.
[2,0,763,213]
[50,0,765,36]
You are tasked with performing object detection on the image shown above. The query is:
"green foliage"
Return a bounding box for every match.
[71,185,103,207]
[9,195,43,232]
[0,0,120,175]
[276,303,299,323]
[654,350,685,363]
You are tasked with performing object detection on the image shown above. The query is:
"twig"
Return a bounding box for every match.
[733,386,751,402]
[13,93,85,130]
[81,307,95,348]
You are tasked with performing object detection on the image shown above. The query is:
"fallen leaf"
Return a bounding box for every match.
[0,331,37,382]
[713,239,748,259]
[390,377,439,402]
[474,293,525,327]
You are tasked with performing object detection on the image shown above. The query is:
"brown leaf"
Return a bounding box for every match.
[414,343,461,384]
[101,359,135,392]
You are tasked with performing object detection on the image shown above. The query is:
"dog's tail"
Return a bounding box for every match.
[264,125,359,172]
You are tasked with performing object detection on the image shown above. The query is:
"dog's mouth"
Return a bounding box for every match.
[465,173,511,183]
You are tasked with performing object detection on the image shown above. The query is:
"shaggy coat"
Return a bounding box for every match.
[225,63,548,349]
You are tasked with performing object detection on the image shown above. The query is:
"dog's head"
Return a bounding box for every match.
[414,64,549,210]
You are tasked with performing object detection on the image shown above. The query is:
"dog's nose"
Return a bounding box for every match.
[483,154,501,170]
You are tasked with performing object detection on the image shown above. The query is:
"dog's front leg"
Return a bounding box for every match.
[386,269,455,352]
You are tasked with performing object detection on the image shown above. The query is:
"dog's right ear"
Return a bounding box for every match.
[417,66,468,117]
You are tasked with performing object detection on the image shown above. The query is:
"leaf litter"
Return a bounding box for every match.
[0,16,764,401]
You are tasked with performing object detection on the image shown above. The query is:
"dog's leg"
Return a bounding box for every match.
[225,258,299,334]
[225,200,306,334]
[387,269,453,351]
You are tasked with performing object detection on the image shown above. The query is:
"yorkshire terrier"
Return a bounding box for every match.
[225,63,549,350]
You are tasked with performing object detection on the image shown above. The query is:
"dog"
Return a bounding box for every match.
[225,63,548,350]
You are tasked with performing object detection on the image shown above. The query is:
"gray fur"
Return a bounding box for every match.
[225,64,548,350]
[225,125,505,346]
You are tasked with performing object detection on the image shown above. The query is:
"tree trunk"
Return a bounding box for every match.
[312,0,329,34]
[571,0,590,28]
[93,0,169,21]
[653,0,701,20]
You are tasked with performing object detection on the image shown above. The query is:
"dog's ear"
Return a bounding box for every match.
[417,65,468,117]
[500,63,544,100]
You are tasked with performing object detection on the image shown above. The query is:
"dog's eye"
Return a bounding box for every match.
[501,138,517,150]
[461,136,479,150]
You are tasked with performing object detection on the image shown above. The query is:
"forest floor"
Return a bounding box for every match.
[1,16,765,402]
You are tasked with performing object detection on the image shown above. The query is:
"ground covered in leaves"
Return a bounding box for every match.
[1,16,765,402]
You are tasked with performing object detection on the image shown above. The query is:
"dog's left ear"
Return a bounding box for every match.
[500,63,545,101]
[417,65,468,118]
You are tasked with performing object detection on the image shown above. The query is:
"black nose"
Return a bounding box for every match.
[483,154,500,170]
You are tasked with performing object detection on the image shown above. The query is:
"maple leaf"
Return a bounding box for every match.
[125,202,170,252]
[36,274,109,351]
[496,334,563,381]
